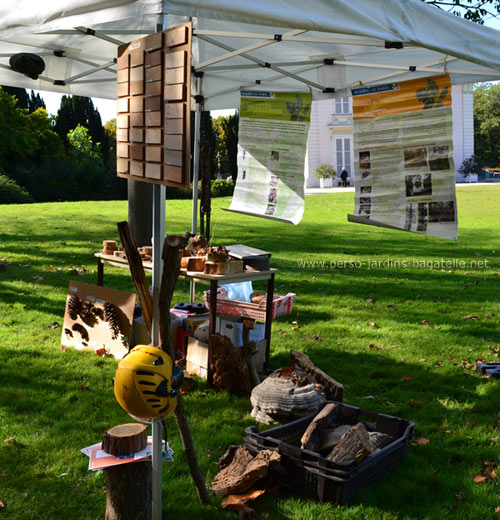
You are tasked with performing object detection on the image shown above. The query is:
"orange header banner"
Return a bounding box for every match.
[352,75,451,120]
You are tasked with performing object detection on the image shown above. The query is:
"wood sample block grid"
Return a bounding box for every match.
[116,22,192,188]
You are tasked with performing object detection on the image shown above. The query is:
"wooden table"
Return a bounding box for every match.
[95,253,278,379]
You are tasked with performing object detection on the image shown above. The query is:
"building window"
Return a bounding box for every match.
[334,97,350,114]
[335,137,351,175]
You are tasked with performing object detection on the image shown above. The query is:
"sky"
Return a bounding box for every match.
[32,12,500,123]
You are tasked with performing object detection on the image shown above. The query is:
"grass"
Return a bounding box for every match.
[0,185,499,519]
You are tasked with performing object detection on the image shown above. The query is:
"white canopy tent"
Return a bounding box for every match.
[0,0,500,110]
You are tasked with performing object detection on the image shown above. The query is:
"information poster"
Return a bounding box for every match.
[228,91,312,225]
[349,75,458,240]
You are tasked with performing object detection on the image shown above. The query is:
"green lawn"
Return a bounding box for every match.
[0,186,499,519]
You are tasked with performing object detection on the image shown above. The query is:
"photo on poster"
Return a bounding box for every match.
[360,197,371,205]
[265,204,277,216]
[361,171,372,180]
[404,146,427,168]
[359,204,371,217]
[242,168,247,180]
[417,202,428,231]
[360,186,372,194]
[428,201,455,222]
[270,150,280,162]
[270,175,279,187]
[405,204,417,231]
[268,187,278,204]
[428,145,450,170]
[359,150,371,170]
[405,173,432,197]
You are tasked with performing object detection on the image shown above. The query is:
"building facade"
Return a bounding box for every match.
[305,84,475,188]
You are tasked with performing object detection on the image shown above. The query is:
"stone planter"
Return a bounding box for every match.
[319,177,333,188]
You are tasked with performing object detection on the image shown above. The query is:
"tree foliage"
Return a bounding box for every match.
[473,83,500,166]
[0,174,33,204]
[213,114,239,181]
[423,0,500,23]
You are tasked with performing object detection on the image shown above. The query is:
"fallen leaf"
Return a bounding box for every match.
[435,361,443,368]
[95,348,106,356]
[4,437,14,443]
[455,492,466,501]
[386,402,398,407]
[32,275,43,282]
[484,313,496,319]
[22,305,29,310]
[409,400,422,407]
[389,344,398,349]
[60,345,68,352]
[416,437,430,445]
[313,333,322,342]
[48,322,60,329]
[366,321,378,327]
[222,490,265,516]
[422,320,434,328]
[464,315,479,321]
[0,500,4,509]
[402,375,413,381]
[474,474,488,483]
[80,384,90,391]
[312,276,318,281]
[483,461,498,468]
[369,343,380,350]
[484,468,497,480]
[495,506,500,515]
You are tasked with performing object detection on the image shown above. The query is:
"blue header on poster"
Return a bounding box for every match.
[352,83,400,96]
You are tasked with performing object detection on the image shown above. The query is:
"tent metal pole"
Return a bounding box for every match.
[151,14,166,520]
[190,74,202,303]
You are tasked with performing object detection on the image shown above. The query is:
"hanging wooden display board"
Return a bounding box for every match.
[116,22,192,188]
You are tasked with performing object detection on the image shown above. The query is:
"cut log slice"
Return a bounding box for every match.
[102,423,147,456]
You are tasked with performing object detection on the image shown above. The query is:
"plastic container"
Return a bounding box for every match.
[244,402,414,504]
[203,290,295,321]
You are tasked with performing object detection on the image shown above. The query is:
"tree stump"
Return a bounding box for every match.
[102,424,152,520]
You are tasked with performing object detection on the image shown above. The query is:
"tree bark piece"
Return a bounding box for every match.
[300,403,337,452]
[102,424,152,520]
[102,423,147,456]
[117,221,153,334]
[290,349,344,402]
[242,319,260,389]
[327,422,373,464]
[210,334,251,396]
[212,446,281,496]
[158,233,210,504]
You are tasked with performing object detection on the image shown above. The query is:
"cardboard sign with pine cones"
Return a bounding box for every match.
[61,281,136,359]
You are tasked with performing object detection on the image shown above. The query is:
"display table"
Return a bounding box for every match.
[95,253,277,380]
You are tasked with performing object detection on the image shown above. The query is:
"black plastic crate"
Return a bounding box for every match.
[244,401,414,504]
[475,362,500,378]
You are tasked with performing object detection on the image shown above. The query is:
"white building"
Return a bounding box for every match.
[305,84,475,188]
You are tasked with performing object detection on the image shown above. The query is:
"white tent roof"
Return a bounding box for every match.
[0,0,499,109]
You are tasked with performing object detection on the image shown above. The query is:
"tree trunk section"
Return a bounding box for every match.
[102,424,152,520]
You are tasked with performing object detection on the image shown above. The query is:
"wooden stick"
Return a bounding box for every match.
[158,234,210,504]
[117,221,153,334]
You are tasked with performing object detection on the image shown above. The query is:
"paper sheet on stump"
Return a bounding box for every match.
[228,91,312,225]
[350,75,458,240]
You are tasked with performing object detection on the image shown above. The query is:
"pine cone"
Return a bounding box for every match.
[103,301,120,340]
[68,294,83,320]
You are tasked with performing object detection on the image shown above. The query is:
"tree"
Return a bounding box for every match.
[28,90,46,113]
[423,1,500,24]
[54,95,105,150]
[213,114,239,181]
[1,86,29,109]
[473,83,500,166]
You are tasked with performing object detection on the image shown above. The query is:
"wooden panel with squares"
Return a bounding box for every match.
[116,22,191,188]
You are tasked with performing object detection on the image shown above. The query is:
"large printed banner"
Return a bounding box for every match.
[227,91,312,225]
[349,75,458,240]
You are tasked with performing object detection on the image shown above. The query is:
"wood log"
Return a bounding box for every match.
[290,350,344,402]
[102,423,147,456]
[158,233,209,504]
[117,221,153,334]
[186,256,206,272]
[300,403,337,452]
[369,431,393,451]
[102,424,152,520]
[204,260,243,275]
[211,446,280,496]
[327,422,373,464]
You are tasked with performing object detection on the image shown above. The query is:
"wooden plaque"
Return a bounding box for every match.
[116,22,192,188]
